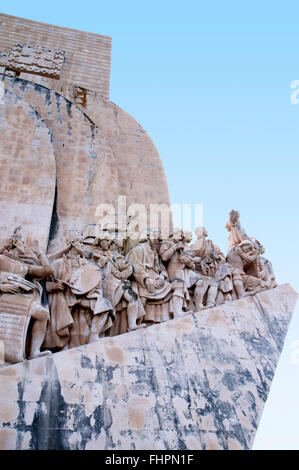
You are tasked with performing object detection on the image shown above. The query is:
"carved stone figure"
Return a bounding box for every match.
[160,228,216,311]
[126,229,188,323]
[44,234,114,350]
[0,227,53,362]
[189,227,225,277]
[92,232,146,335]
[188,227,247,303]
[226,210,249,252]
[0,211,279,364]
[225,210,277,290]
[243,238,277,290]
[226,240,266,294]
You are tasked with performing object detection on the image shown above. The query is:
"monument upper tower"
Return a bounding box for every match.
[0,12,112,97]
[0,13,171,251]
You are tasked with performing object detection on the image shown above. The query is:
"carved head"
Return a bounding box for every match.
[169,227,183,242]
[226,210,240,231]
[182,230,193,244]
[111,237,124,251]
[68,231,86,256]
[5,226,26,256]
[195,226,207,239]
[95,231,113,251]
[239,240,254,253]
[251,238,265,255]
[147,228,161,251]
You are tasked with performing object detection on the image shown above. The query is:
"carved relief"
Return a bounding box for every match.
[3,43,65,79]
[0,212,277,364]
[44,232,114,350]
[0,51,8,67]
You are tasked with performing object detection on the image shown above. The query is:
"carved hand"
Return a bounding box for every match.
[52,281,65,291]
[145,277,155,293]
[114,270,124,280]
[175,241,184,250]
[0,283,21,294]
[155,274,165,289]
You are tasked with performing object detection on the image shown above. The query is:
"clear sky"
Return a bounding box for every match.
[1,0,299,449]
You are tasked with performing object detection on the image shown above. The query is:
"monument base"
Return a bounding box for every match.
[0,284,297,450]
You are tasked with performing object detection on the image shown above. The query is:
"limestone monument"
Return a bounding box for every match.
[0,13,297,450]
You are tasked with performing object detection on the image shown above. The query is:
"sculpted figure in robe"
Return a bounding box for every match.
[44,234,114,350]
[91,232,146,335]
[226,210,249,252]
[125,229,188,323]
[160,228,216,311]
[0,227,53,359]
[190,227,225,277]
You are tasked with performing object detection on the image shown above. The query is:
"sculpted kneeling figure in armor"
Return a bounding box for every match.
[225,210,277,294]
[226,240,266,294]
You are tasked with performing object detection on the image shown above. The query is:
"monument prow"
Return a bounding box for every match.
[0,284,297,450]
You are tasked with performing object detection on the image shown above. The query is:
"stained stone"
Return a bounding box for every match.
[0,284,296,450]
[0,13,297,451]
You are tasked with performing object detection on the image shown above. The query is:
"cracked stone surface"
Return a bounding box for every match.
[0,284,297,450]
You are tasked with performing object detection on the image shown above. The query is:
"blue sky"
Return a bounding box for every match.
[1,0,299,449]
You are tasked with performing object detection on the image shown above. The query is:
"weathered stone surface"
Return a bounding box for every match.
[1,75,171,250]
[5,43,65,79]
[0,89,55,251]
[0,13,111,98]
[1,14,172,252]
[50,82,172,211]
[0,284,296,450]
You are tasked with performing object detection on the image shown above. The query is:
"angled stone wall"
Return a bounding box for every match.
[0,284,297,450]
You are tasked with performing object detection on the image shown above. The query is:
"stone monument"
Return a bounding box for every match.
[0,13,297,450]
